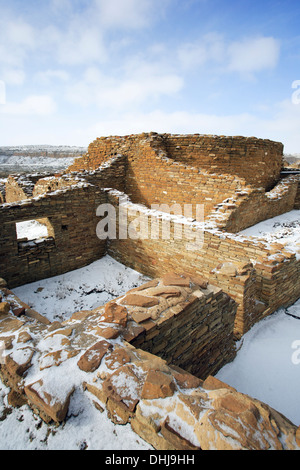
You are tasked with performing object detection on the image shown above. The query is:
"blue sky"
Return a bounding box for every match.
[1,0,300,153]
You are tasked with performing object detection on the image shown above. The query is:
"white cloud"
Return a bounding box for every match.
[35,69,70,83]
[176,34,280,78]
[0,95,56,116]
[82,99,300,153]
[227,37,280,74]
[92,0,169,30]
[0,16,36,85]
[177,33,225,69]
[66,64,184,110]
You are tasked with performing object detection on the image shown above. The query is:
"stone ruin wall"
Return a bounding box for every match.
[0,185,106,288]
[68,133,295,232]
[106,190,300,339]
[69,133,284,190]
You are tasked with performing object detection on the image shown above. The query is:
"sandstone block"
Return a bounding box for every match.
[0,279,7,288]
[77,340,112,373]
[162,273,190,287]
[102,302,128,327]
[121,294,160,308]
[141,370,176,399]
[0,302,10,316]
[25,379,74,423]
[202,375,236,392]
[161,418,201,451]
[105,347,131,370]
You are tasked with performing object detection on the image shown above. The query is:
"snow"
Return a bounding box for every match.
[216,307,300,426]
[0,383,150,450]
[240,210,300,259]
[13,256,150,323]
[16,220,49,241]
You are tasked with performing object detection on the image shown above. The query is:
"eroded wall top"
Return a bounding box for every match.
[67,133,284,190]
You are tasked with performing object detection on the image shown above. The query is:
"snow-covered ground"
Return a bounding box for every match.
[216,305,300,426]
[0,209,300,449]
[0,146,86,177]
[13,257,150,323]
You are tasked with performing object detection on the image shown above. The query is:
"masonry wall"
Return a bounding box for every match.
[66,133,287,227]
[125,137,248,219]
[68,134,252,219]
[68,133,284,191]
[163,134,284,190]
[0,185,106,288]
[129,284,237,379]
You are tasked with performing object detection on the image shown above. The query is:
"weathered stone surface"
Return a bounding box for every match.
[190,275,209,289]
[77,340,112,373]
[97,326,120,340]
[17,331,32,344]
[39,348,79,371]
[202,375,236,392]
[141,370,175,399]
[149,287,182,299]
[102,302,128,327]
[102,365,142,417]
[4,348,34,377]
[121,294,160,308]
[296,426,300,447]
[194,389,294,451]
[131,406,175,451]
[162,273,190,287]
[129,310,152,324]
[69,310,93,322]
[217,262,238,277]
[105,347,131,370]
[25,379,74,423]
[12,307,26,318]
[0,302,10,316]
[172,370,202,390]
[7,389,27,408]
[129,280,159,293]
[0,317,24,334]
[161,418,201,451]
[122,323,145,342]
[0,279,7,288]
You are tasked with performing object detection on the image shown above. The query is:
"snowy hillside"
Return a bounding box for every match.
[0,146,87,177]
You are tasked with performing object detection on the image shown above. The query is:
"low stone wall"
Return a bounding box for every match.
[121,273,237,379]
[0,279,298,450]
[5,173,54,204]
[221,175,300,233]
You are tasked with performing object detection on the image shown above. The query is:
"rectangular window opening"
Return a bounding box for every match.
[16,218,54,242]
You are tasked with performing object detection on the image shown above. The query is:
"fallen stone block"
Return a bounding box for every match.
[77,340,112,373]
[141,370,176,399]
[25,379,74,423]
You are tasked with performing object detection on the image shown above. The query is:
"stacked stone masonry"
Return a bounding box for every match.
[0,278,299,450]
[0,132,300,450]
